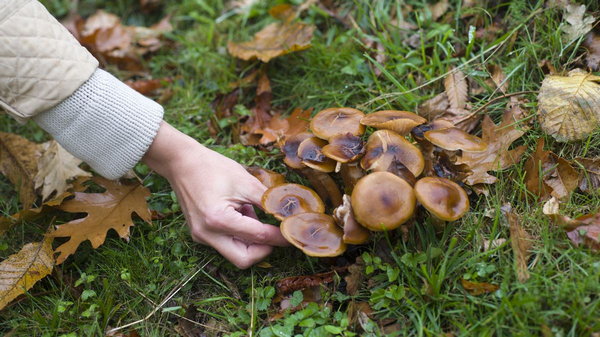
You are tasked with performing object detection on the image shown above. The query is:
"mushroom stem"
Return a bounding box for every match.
[300,168,343,208]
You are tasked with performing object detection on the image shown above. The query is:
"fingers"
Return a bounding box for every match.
[221,207,290,247]
[238,204,258,220]
[241,176,268,208]
[212,236,273,269]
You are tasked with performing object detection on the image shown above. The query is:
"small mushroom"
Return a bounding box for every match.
[281,212,347,257]
[297,137,336,172]
[322,133,365,163]
[360,110,427,135]
[310,107,365,140]
[386,157,417,186]
[246,166,285,188]
[424,127,487,152]
[414,177,469,221]
[411,120,454,141]
[262,183,325,220]
[351,172,416,231]
[300,168,343,208]
[333,195,370,244]
[282,132,313,169]
[340,162,365,193]
[361,130,424,177]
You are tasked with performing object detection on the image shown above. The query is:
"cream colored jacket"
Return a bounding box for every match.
[0,0,98,122]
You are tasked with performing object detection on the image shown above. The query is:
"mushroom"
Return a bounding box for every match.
[351,172,416,231]
[386,157,417,186]
[361,130,425,177]
[262,183,325,220]
[282,132,313,169]
[281,212,347,257]
[310,107,365,140]
[340,162,365,193]
[414,177,469,221]
[360,110,427,135]
[333,195,370,244]
[297,137,336,173]
[322,133,365,164]
[424,127,487,152]
[410,120,454,141]
[246,166,285,188]
[299,168,343,208]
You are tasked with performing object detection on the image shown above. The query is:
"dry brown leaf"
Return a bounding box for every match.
[461,279,499,295]
[562,4,596,41]
[444,68,468,109]
[489,64,509,94]
[125,77,172,96]
[455,107,528,185]
[0,192,74,236]
[47,177,151,264]
[276,271,336,295]
[345,257,365,296]
[0,132,41,208]
[537,69,600,142]
[227,14,315,62]
[574,157,600,194]
[34,141,91,202]
[429,0,449,21]
[503,204,532,283]
[543,198,600,251]
[584,31,600,71]
[418,93,449,121]
[523,139,578,200]
[0,238,54,310]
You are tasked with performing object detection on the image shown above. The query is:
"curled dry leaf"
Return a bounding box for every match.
[34,141,91,202]
[489,64,509,94]
[537,69,600,142]
[276,270,335,296]
[428,0,449,21]
[584,31,600,71]
[444,67,468,109]
[0,238,54,310]
[561,4,596,41]
[47,177,151,264]
[524,139,578,200]
[574,157,600,194]
[455,107,528,185]
[0,132,41,208]
[461,279,499,296]
[503,204,532,283]
[543,197,600,251]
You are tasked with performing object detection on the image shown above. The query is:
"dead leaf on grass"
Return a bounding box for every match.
[0,238,54,310]
[0,132,41,208]
[584,31,600,71]
[125,77,172,96]
[47,177,151,264]
[461,279,499,295]
[538,69,600,142]
[503,204,532,283]
[428,0,449,22]
[543,197,600,251]
[0,192,75,236]
[444,67,468,109]
[524,139,578,200]
[345,257,365,296]
[562,4,596,42]
[574,157,600,194]
[489,64,509,94]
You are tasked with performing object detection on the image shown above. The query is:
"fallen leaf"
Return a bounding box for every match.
[444,68,468,109]
[503,204,532,283]
[418,93,449,121]
[524,139,578,200]
[34,141,91,202]
[574,157,600,194]
[345,258,365,296]
[0,132,41,208]
[125,78,171,96]
[429,0,449,21]
[461,279,499,295]
[489,64,509,94]
[562,4,596,41]
[276,271,336,296]
[455,106,528,185]
[47,177,151,264]
[482,238,507,251]
[227,11,315,62]
[537,69,600,142]
[0,238,54,310]
[584,31,600,71]
[543,198,600,251]
[0,192,74,236]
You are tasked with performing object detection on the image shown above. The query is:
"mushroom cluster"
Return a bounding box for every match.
[252,107,482,257]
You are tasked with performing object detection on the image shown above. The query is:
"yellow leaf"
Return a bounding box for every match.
[538,69,600,142]
[0,238,54,310]
[34,140,91,202]
[0,132,41,208]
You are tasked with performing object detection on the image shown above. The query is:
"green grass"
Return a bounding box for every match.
[2,0,600,336]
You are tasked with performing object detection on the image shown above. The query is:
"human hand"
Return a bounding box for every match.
[142,122,289,268]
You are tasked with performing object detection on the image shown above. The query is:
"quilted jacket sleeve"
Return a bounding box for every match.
[0,0,98,122]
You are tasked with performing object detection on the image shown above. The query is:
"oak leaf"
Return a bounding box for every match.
[503,204,532,283]
[34,141,91,202]
[47,177,151,264]
[537,69,600,142]
[0,132,41,208]
[524,139,578,200]
[0,238,54,310]
[0,192,74,236]
[444,67,468,109]
[455,107,528,185]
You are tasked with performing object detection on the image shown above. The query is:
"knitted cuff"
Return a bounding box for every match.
[33,68,164,179]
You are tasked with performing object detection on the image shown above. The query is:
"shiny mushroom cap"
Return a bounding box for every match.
[424,127,487,152]
[361,130,425,177]
[360,110,427,135]
[282,132,313,169]
[246,166,285,189]
[262,183,325,221]
[322,133,365,163]
[351,172,416,231]
[333,195,370,244]
[411,120,454,141]
[310,107,365,140]
[386,157,417,186]
[297,137,336,172]
[414,177,469,221]
[281,213,347,257]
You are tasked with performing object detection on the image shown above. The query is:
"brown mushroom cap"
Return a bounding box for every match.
[351,172,416,231]
[310,108,365,140]
[281,212,347,257]
[262,183,325,221]
[361,130,425,177]
[322,133,365,163]
[246,166,285,189]
[297,137,336,172]
[333,195,369,244]
[386,157,417,186]
[424,127,488,152]
[411,120,454,141]
[360,110,427,135]
[282,132,313,169]
[414,177,469,221]
[340,162,365,193]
